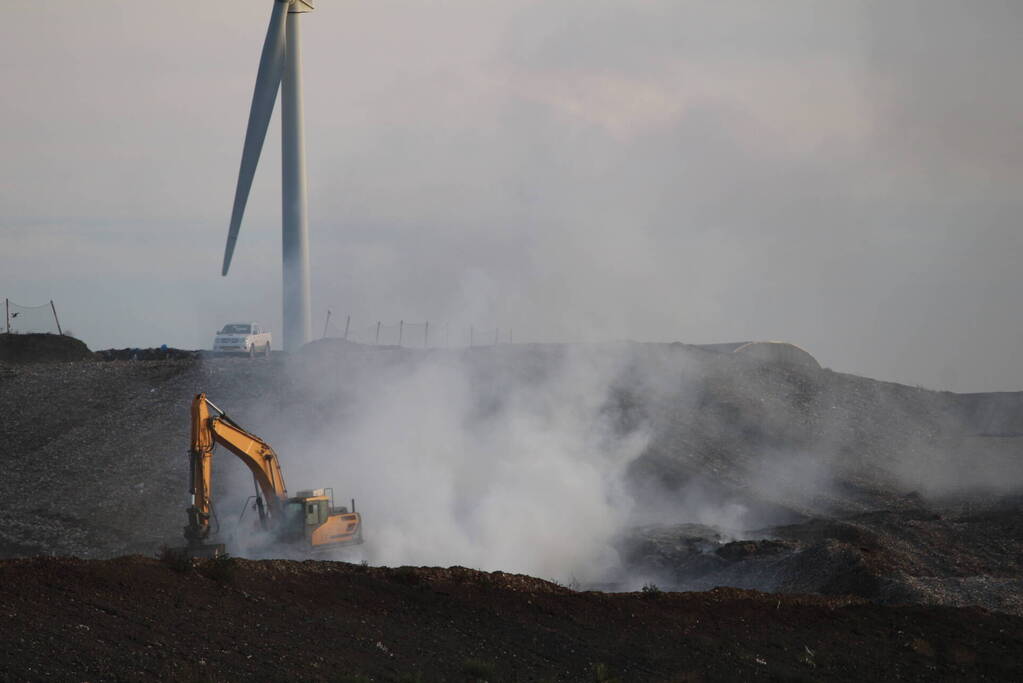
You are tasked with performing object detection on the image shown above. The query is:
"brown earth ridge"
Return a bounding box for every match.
[1,555,1021,681]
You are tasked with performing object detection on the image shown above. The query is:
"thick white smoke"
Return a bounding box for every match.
[273,345,649,583]
[212,340,1023,586]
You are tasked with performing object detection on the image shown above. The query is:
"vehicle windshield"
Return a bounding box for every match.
[220,324,251,334]
[279,500,306,541]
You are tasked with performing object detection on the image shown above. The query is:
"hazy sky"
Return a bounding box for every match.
[2,1,1021,391]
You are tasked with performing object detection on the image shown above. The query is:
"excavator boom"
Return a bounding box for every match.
[185,393,288,542]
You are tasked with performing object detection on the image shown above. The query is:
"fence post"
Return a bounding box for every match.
[322,309,331,339]
[50,301,63,335]
[470,326,474,347]
[343,315,350,341]
[494,327,499,345]
[509,329,513,344]
[375,321,381,345]
[4,298,8,334]
[335,355,340,401]
[398,320,404,347]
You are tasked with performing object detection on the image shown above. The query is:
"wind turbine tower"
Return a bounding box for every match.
[222,0,315,352]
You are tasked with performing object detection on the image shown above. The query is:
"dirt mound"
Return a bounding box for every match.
[96,347,201,361]
[0,556,1019,682]
[0,332,94,362]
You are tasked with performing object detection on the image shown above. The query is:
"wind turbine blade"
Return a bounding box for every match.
[222,0,289,276]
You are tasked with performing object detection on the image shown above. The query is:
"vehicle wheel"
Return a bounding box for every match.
[264,341,271,358]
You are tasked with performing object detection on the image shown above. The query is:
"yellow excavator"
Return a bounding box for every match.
[183,392,363,557]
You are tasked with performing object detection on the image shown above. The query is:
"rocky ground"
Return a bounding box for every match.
[1,333,1021,679]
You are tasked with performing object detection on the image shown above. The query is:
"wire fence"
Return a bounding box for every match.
[2,299,64,335]
[321,311,513,348]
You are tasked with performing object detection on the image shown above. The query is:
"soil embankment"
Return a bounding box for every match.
[1,556,1020,681]
[0,332,94,363]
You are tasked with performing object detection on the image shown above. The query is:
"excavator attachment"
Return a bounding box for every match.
[183,542,227,559]
[182,504,225,558]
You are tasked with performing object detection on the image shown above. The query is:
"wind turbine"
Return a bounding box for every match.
[222,0,315,352]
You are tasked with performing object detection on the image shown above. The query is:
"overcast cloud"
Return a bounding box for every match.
[1,0,1021,391]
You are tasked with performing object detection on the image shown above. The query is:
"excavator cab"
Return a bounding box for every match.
[287,489,363,550]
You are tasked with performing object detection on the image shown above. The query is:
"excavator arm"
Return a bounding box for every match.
[184,393,288,543]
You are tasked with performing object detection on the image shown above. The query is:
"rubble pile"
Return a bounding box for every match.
[624,502,1023,614]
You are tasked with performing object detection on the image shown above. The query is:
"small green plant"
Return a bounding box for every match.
[156,545,192,574]
[390,565,422,586]
[461,658,496,681]
[200,553,238,584]
[592,662,620,682]
[393,672,426,683]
